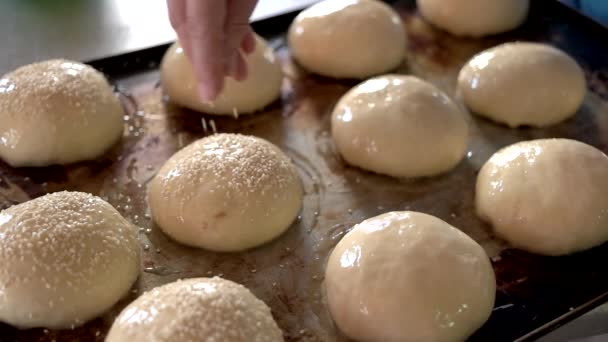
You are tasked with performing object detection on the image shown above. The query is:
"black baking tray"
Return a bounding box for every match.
[1,0,608,341]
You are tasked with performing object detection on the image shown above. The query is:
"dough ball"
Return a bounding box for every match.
[161,35,282,115]
[148,133,302,252]
[0,191,140,329]
[331,75,468,178]
[0,60,124,167]
[326,211,496,342]
[418,0,529,37]
[288,0,406,79]
[458,42,586,127]
[476,139,608,256]
[107,277,283,342]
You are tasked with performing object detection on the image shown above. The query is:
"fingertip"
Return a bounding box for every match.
[234,53,248,81]
[197,81,222,102]
[225,53,239,79]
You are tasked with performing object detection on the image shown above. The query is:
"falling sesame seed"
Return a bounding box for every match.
[201,117,208,132]
[209,119,217,134]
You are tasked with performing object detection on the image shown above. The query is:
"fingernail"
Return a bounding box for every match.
[241,32,256,54]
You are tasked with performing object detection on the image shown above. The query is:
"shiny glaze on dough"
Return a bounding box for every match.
[476,139,608,255]
[458,42,586,127]
[418,0,529,37]
[288,0,406,79]
[331,75,468,178]
[325,211,496,342]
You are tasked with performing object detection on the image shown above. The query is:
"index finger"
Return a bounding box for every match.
[186,0,227,101]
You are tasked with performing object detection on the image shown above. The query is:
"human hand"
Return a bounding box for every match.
[167,0,259,101]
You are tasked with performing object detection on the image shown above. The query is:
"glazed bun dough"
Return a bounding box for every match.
[161,35,282,115]
[476,139,608,256]
[107,277,283,342]
[326,211,496,342]
[418,0,529,37]
[0,191,140,329]
[331,75,468,178]
[458,43,586,127]
[288,0,406,79]
[148,133,302,252]
[0,60,124,167]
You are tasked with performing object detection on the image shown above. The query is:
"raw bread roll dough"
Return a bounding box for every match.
[0,191,140,329]
[0,60,124,167]
[325,211,496,342]
[107,277,283,342]
[458,42,586,127]
[148,133,302,252]
[331,75,468,178]
[476,139,608,256]
[418,0,529,37]
[161,35,282,115]
[288,0,406,79]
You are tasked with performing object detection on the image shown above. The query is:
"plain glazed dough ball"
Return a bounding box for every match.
[0,191,140,329]
[0,60,124,167]
[326,211,496,342]
[161,35,282,115]
[331,75,468,178]
[476,139,608,256]
[288,0,406,79]
[418,0,529,37]
[148,133,302,252]
[458,43,586,127]
[107,277,283,342]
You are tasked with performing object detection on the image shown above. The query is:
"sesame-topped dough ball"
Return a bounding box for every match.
[161,34,283,115]
[418,0,529,37]
[107,277,284,342]
[331,75,469,178]
[325,211,496,341]
[458,43,586,127]
[0,191,140,329]
[0,59,124,167]
[476,139,608,256]
[288,0,406,79]
[148,133,303,252]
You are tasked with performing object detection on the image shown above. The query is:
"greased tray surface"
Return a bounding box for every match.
[1,1,608,341]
